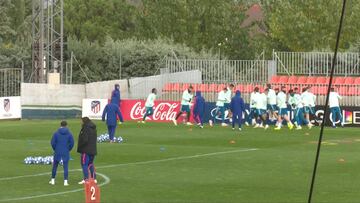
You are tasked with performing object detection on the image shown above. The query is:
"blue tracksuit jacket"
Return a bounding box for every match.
[102,103,122,126]
[51,127,74,162]
[230,90,245,115]
[193,91,205,116]
[111,88,121,107]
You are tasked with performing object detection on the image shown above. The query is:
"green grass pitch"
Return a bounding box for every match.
[0,120,359,203]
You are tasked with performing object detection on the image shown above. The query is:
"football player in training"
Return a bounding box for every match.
[111,84,124,123]
[289,88,307,130]
[245,87,258,126]
[141,88,157,123]
[230,90,245,131]
[49,121,74,186]
[275,86,294,130]
[102,101,122,142]
[78,117,97,184]
[329,87,344,128]
[224,84,235,121]
[254,88,269,129]
[193,90,206,128]
[308,87,317,119]
[209,87,228,127]
[173,85,194,126]
[301,87,314,129]
[266,84,278,121]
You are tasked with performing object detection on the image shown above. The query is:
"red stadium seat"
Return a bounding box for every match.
[217,84,227,92]
[355,77,360,85]
[208,84,217,92]
[172,83,181,92]
[312,86,319,95]
[243,84,254,93]
[338,86,348,96]
[344,77,355,85]
[182,83,190,91]
[317,86,328,95]
[235,84,244,92]
[348,87,356,96]
[198,84,208,92]
[270,76,281,84]
[306,77,317,84]
[316,77,328,84]
[278,76,289,84]
[288,76,298,84]
[334,77,346,85]
[297,76,307,84]
[163,83,173,92]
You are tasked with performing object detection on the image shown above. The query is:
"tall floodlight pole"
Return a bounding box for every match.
[32,0,64,83]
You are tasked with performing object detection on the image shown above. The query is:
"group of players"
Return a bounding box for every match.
[49,83,344,186]
[142,83,344,130]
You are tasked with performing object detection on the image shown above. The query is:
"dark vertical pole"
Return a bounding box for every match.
[307,1,347,203]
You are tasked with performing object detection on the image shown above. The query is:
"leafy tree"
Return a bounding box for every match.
[263,0,360,51]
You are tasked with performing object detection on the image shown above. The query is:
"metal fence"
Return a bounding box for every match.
[166,59,269,84]
[0,68,23,97]
[273,51,360,76]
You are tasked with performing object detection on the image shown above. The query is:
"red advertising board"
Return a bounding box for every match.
[120,100,193,122]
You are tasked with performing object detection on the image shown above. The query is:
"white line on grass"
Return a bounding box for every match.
[0,148,257,201]
[0,172,110,202]
[0,148,257,181]
[97,148,258,170]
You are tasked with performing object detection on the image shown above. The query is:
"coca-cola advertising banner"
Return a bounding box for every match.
[121,100,194,122]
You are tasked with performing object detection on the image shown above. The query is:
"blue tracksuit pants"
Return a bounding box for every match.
[330,107,342,125]
[81,153,96,180]
[107,125,117,141]
[51,160,69,180]
[232,113,242,128]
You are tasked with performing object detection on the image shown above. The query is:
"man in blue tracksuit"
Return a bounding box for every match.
[193,91,205,128]
[49,121,74,186]
[102,102,122,142]
[230,90,245,131]
[111,84,124,123]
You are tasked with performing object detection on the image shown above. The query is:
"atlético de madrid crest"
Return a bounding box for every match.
[3,99,10,112]
[91,100,101,114]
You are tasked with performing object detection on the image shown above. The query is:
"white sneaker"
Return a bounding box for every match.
[209,120,213,127]
[49,179,55,185]
[78,180,85,185]
[172,119,177,126]
[259,124,264,128]
[254,124,260,128]
[64,180,69,186]
[245,122,249,126]
[186,122,193,126]
[308,123,313,129]
[232,128,235,130]
[141,121,146,124]
[221,123,228,127]
[274,126,281,130]
[264,125,269,130]
[239,128,242,131]
[296,126,302,130]
[200,125,204,129]
[251,119,256,125]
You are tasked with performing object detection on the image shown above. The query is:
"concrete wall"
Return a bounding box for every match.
[85,79,128,99]
[21,83,85,106]
[21,70,201,106]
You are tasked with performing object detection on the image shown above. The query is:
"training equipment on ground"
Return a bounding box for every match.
[97,133,123,143]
